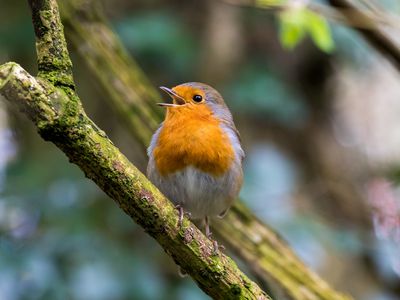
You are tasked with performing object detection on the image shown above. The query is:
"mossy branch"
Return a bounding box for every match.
[0,61,270,300]
[58,1,352,299]
[0,1,272,299]
[28,0,74,87]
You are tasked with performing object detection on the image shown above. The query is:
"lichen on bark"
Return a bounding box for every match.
[0,62,271,300]
[28,0,74,88]
[0,0,273,298]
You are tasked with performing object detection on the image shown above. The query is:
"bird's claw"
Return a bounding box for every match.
[204,217,224,254]
[212,240,225,255]
[175,205,184,229]
[175,205,192,229]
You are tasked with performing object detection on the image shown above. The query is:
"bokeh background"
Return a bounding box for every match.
[1,0,400,299]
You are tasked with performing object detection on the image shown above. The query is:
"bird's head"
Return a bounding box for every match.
[158,82,228,114]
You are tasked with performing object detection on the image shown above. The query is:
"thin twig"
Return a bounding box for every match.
[220,0,400,29]
[328,0,400,72]
[222,0,400,72]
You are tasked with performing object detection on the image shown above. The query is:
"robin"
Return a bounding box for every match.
[147,82,244,247]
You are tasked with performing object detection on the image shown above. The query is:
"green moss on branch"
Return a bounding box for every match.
[28,0,74,88]
[4,2,273,298]
[0,62,271,300]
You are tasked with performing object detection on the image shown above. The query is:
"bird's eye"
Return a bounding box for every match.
[192,95,203,103]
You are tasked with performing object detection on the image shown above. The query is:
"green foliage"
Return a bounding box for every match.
[279,8,307,50]
[256,0,287,7]
[306,10,335,52]
[279,7,334,53]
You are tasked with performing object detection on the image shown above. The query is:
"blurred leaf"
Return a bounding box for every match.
[256,0,287,8]
[279,8,307,50]
[305,10,335,53]
[278,7,334,53]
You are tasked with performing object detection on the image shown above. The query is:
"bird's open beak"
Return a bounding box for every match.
[158,86,186,107]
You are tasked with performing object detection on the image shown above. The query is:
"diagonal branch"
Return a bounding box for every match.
[0,1,273,299]
[58,1,352,299]
[0,62,270,300]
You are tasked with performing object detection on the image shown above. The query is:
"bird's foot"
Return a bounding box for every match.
[204,216,225,255]
[175,205,191,229]
[205,216,212,238]
[212,240,225,255]
[176,205,184,229]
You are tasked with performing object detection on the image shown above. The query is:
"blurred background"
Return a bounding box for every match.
[1,0,400,299]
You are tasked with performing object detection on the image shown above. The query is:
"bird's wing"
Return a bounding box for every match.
[222,119,245,161]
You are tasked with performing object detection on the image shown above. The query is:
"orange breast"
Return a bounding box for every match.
[153,105,234,176]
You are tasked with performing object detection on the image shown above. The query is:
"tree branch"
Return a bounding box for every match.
[28,0,74,87]
[0,1,272,299]
[328,0,400,72]
[58,1,352,299]
[0,61,270,300]
[222,0,400,72]
[214,202,351,300]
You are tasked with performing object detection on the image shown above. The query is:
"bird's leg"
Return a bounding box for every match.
[175,204,192,229]
[204,216,225,254]
[205,216,212,238]
[175,205,188,277]
[176,204,184,228]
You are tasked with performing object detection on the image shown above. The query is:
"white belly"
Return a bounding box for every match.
[147,163,242,220]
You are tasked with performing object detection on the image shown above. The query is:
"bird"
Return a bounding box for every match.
[147,82,244,248]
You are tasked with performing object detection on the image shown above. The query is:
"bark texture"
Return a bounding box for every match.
[0,61,271,299]
[0,1,272,299]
